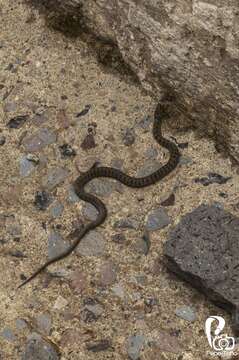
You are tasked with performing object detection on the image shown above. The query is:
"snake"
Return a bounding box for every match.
[18,101,180,288]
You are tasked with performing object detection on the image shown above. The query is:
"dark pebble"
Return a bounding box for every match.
[160,193,175,206]
[76,104,91,118]
[5,63,14,71]
[122,128,135,146]
[137,115,153,131]
[59,144,76,157]
[8,250,26,258]
[0,135,6,145]
[111,233,126,244]
[81,133,96,150]
[178,142,188,149]
[219,192,228,198]
[86,339,111,352]
[7,115,29,129]
[113,217,140,230]
[194,172,231,186]
[34,191,52,210]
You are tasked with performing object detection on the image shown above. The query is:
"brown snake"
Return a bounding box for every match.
[18,101,180,288]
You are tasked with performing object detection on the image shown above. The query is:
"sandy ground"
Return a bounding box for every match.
[0,1,239,359]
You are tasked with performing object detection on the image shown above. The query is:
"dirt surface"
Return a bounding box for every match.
[0,1,239,359]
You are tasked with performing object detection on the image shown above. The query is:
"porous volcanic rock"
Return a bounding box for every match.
[164,204,239,313]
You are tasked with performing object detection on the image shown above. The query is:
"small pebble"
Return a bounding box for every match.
[114,217,140,230]
[82,203,98,221]
[22,333,59,360]
[81,302,104,322]
[145,208,171,231]
[22,128,57,152]
[32,113,48,126]
[36,313,52,335]
[68,185,80,203]
[0,135,6,145]
[59,143,76,157]
[111,158,123,169]
[34,190,52,210]
[177,141,189,149]
[144,147,158,159]
[57,108,70,129]
[111,283,125,299]
[180,156,193,165]
[195,172,231,186]
[219,192,228,198]
[134,231,150,255]
[86,178,114,197]
[122,128,135,146]
[85,304,104,318]
[160,193,175,207]
[8,250,26,258]
[133,274,147,285]
[26,153,39,164]
[53,295,68,310]
[15,318,27,330]
[48,230,69,259]
[86,339,111,352]
[4,102,17,112]
[7,115,29,129]
[111,233,126,244]
[76,230,106,256]
[60,329,82,347]
[137,160,162,177]
[70,270,88,294]
[1,328,16,343]
[19,156,36,177]
[76,104,91,118]
[81,133,96,150]
[42,167,69,191]
[49,202,64,218]
[98,261,117,286]
[175,306,196,322]
[126,335,146,360]
[5,216,21,237]
[137,115,152,131]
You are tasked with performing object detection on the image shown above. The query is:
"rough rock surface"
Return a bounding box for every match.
[164,204,239,313]
[30,0,239,162]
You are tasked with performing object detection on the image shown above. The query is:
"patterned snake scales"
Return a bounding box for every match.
[18,101,180,288]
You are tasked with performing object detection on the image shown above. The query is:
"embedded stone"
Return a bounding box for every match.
[164,204,239,313]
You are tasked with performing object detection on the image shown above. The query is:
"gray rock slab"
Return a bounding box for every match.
[164,204,239,313]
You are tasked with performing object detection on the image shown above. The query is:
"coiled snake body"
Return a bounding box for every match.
[18,102,180,288]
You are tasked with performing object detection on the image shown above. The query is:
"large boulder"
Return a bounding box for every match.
[29,0,239,162]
